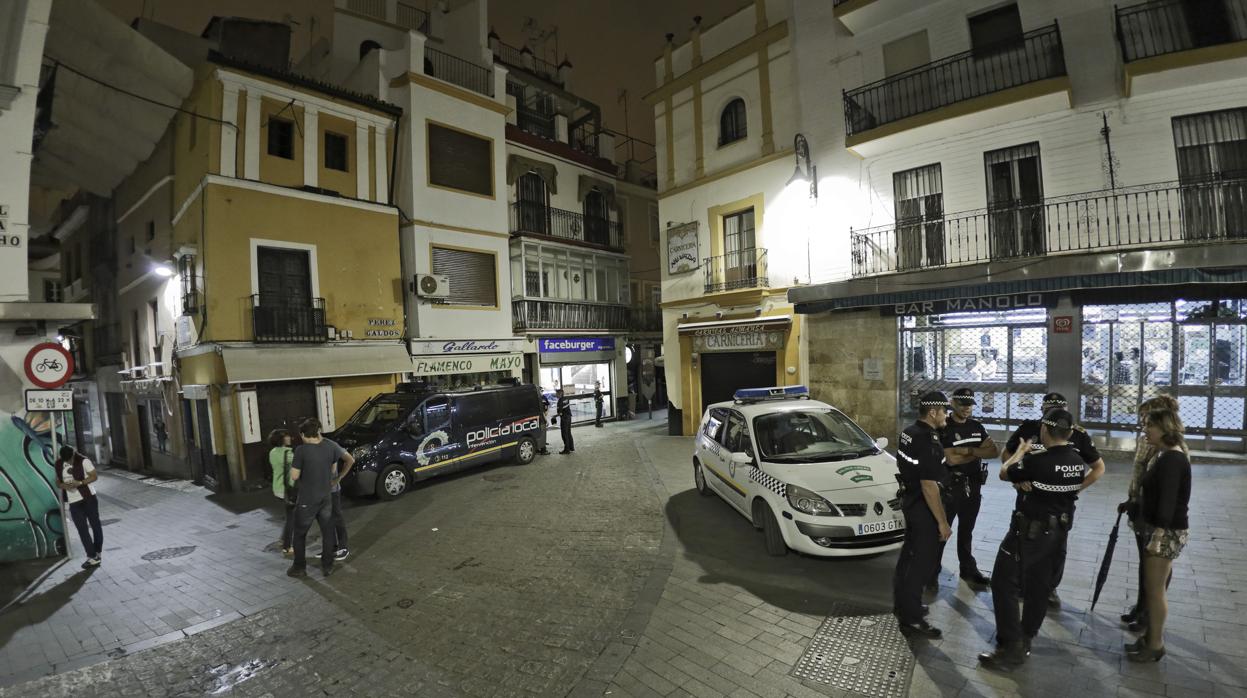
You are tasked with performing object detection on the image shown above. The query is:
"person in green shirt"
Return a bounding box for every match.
[269,429,295,556]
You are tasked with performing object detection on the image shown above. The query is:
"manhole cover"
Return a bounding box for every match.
[141,546,197,561]
[790,603,914,698]
[482,473,515,482]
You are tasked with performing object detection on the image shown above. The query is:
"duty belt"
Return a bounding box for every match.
[1013,512,1073,540]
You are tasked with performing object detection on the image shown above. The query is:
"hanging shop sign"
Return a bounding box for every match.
[410,338,525,355]
[689,324,786,353]
[882,292,1057,316]
[666,222,699,275]
[411,353,524,377]
[538,337,617,354]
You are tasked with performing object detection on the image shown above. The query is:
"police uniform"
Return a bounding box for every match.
[557,394,575,453]
[934,389,991,585]
[892,393,950,636]
[982,412,1085,665]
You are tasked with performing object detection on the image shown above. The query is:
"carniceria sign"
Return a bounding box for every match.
[690,324,785,353]
[666,222,699,275]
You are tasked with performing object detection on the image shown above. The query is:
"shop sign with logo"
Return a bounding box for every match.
[410,338,525,355]
[538,337,616,353]
[690,325,786,353]
[365,318,401,338]
[1053,315,1073,333]
[666,222,699,275]
[882,292,1056,316]
[411,353,524,376]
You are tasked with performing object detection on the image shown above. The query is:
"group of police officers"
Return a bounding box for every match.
[893,389,1105,668]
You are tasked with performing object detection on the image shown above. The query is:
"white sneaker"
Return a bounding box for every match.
[81,556,101,569]
[334,548,349,562]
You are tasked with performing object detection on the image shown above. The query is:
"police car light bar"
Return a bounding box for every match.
[733,385,809,403]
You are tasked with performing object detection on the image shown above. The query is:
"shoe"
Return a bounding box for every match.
[898,621,942,639]
[81,556,101,570]
[1023,637,1033,657]
[322,566,335,578]
[920,604,929,616]
[1127,646,1165,663]
[1121,606,1140,624]
[1125,636,1147,653]
[287,566,307,578]
[1127,619,1147,633]
[559,450,570,455]
[334,548,349,562]
[1048,591,1061,609]
[282,548,294,558]
[979,643,1027,668]
[961,570,991,587]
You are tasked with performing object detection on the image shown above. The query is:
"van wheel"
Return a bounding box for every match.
[693,460,710,496]
[376,464,410,500]
[754,500,787,557]
[515,437,537,465]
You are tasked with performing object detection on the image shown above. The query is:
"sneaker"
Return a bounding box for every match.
[81,556,101,570]
[286,566,307,578]
[282,548,294,558]
[978,642,1027,668]
[334,548,349,562]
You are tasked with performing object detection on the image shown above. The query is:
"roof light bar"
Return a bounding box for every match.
[733,385,809,403]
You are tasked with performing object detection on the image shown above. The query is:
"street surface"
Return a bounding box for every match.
[0,415,1244,697]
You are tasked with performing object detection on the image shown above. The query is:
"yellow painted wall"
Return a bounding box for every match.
[259,97,305,189]
[198,184,403,342]
[180,352,226,385]
[172,66,220,208]
[331,374,398,428]
[318,111,357,198]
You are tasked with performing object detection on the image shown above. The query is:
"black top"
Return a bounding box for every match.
[1006,443,1085,520]
[556,396,573,418]
[292,439,346,502]
[1006,419,1101,465]
[898,421,947,509]
[940,416,988,475]
[1140,450,1191,530]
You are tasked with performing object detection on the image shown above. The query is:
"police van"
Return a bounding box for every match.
[692,386,906,557]
[332,382,546,499]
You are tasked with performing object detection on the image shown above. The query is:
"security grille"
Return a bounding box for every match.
[431,246,497,307]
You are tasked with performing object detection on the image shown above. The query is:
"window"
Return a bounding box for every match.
[128,236,136,255]
[893,164,944,270]
[267,117,295,159]
[324,132,349,172]
[648,204,660,247]
[1172,108,1247,240]
[179,255,198,313]
[431,246,497,307]
[968,3,1023,55]
[146,220,155,242]
[583,190,610,246]
[719,98,747,146]
[43,279,61,302]
[883,30,930,77]
[148,299,160,365]
[454,392,501,427]
[515,172,550,234]
[500,388,538,418]
[724,411,751,453]
[985,143,1044,258]
[704,408,727,442]
[428,122,493,196]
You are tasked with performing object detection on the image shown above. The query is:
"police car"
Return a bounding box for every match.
[692,386,905,557]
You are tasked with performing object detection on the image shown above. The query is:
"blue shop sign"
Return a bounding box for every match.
[539,337,616,353]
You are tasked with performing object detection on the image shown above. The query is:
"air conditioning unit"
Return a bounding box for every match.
[415,274,450,299]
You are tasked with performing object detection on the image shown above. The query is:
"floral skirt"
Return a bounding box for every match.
[1139,524,1189,560]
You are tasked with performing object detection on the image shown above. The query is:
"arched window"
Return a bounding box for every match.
[359,40,381,59]
[719,98,747,146]
[516,172,550,235]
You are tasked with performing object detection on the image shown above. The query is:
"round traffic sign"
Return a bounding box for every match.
[24,342,74,389]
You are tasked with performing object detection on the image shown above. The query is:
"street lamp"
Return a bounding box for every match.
[153,263,175,278]
[786,133,818,200]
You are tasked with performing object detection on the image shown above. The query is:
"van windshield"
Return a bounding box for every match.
[752,409,878,463]
[344,396,416,432]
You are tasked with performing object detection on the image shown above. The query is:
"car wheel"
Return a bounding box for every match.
[515,437,537,465]
[376,464,410,500]
[693,459,711,496]
[754,500,787,557]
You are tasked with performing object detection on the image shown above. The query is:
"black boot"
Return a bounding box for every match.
[978,641,1027,668]
[898,620,942,639]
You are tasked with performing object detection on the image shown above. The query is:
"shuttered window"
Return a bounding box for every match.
[428,122,493,196]
[432,246,497,307]
[1173,108,1247,182]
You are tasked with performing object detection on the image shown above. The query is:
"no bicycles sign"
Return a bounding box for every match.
[24,342,74,389]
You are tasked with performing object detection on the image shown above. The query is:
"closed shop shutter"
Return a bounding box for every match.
[432,246,497,307]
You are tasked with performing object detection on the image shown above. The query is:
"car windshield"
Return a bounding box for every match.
[752,409,877,462]
[344,396,415,432]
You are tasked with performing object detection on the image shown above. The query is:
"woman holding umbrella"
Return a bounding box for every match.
[1119,395,1178,631]
[1127,407,1192,663]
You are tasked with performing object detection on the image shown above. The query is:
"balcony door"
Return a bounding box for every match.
[516,172,550,235]
[1173,109,1247,241]
[256,246,318,340]
[894,164,944,271]
[985,143,1045,259]
[583,190,610,246]
[722,208,757,289]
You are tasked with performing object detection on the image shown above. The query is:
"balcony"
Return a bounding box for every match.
[1117,0,1247,96]
[509,202,623,251]
[513,299,628,332]
[842,24,1068,157]
[493,40,561,84]
[424,46,493,97]
[704,247,769,294]
[343,0,428,34]
[251,295,327,343]
[629,307,663,333]
[516,105,555,140]
[849,177,1247,277]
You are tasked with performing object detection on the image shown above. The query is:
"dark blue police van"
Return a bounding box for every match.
[331,382,546,499]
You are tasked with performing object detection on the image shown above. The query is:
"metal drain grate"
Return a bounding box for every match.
[790,603,914,697]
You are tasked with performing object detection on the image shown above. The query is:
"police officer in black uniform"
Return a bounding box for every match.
[555,388,575,454]
[928,388,997,591]
[892,392,953,639]
[980,408,1092,667]
[1002,392,1106,607]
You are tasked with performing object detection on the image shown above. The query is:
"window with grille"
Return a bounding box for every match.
[984,142,1045,258]
[268,117,295,159]
[719,98,747,146]
[43,279,61,302]
[1173,108,1247,240]
[324,132,349,172]
[893,164,944,270]
[432,246,497,306]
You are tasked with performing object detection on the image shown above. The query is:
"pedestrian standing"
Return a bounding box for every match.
[556,388,575,454]
[537,393,552,455]
[287,419,354,579]
[1127,408,1191,663]
[328,458,352,563]
[269,429,296,557]
[55,446,103,569]
[979,409,1091,668]
[593,382,604,428]
[1119,394,1178,631]
[930,388,997,591]
[892,392,952,639]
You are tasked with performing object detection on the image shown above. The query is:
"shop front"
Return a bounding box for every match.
[409,339,524,390]
[535,336,622,424]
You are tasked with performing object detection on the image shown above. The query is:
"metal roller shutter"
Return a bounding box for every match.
[432,246,497,306]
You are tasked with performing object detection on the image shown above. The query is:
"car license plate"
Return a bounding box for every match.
[857,519,901,536]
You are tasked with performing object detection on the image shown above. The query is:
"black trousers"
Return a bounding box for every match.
[292,495,336,570]
[990,523,1067,646]
[281,500,296,549]
[560,416,574,451]
[69,497,103,559]
[594,401,603,426]
[331,490,348,550]
[930,475,982,582]
[893,504,940,624]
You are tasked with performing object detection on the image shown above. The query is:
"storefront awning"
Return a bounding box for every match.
[677,315,791,333]
[220,344,411,384]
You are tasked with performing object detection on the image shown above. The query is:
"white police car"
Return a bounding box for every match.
[692,386,905,557]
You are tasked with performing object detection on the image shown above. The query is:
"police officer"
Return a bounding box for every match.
[893,391,953,639]
[555,388,575,454]
[980,408,1091,667]
[593,382,605,428]
[928,388,997,591]
[1001,392,1106,607]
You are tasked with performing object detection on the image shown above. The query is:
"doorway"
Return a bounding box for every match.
[985,143,1045,259]
[699,352,778,408]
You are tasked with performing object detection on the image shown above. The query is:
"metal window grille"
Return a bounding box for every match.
[1173,108,1247,240]
[985,142,1045,258]
[432,246,496,307]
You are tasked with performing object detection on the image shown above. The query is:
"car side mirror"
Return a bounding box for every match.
[875,437,889,450]
[730,451,753,466]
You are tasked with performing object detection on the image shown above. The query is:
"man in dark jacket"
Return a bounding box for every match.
[556,388,575,454]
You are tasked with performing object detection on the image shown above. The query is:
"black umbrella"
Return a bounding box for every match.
[1090,510,1124,613]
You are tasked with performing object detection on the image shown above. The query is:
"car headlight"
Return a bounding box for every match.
[786,484,838,516]
[351,445,374,460]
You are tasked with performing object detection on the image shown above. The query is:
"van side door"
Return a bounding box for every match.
[410,395,463,478]
[454,392,508,472]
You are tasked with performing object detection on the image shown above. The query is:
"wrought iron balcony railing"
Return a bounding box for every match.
[424,46,493,97]
[843,23,1066,138]
[493,41,561,83]
[516,106,556,140]
[850,177,1247,277]
[704,247,769,294]
[396,2,429,33]
[513,299,628,331]
[1116,0,1247,63]
[509,202,622,250]
[251,295,327,343]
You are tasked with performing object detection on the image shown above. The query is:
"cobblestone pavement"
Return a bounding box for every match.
[2,414,1245,697]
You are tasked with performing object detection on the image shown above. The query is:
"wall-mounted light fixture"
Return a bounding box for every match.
[153,263,175,278]
[787,133,818,200]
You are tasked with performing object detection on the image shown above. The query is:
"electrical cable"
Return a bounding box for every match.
[44,59,238,130]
